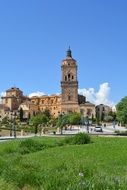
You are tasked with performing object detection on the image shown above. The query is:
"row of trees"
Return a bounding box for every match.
[29,111,82,135]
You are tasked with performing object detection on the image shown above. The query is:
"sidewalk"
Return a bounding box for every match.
[0,134,35,141]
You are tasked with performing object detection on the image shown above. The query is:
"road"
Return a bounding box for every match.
[61,124,127,135]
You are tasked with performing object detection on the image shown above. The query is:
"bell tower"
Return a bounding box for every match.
[61,48,79,113]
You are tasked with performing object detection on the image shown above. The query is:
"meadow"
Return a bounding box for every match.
[0,135,127,190]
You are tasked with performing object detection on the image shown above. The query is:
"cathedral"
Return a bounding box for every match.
[1,48,95,119]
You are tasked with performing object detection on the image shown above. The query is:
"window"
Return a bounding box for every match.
[72,75,74,80]
[65,76,67,81]
[68,95,71,101]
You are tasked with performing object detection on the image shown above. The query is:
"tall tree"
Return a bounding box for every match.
[30,113,49,134]
[116,96,127,125]
[56,114,69,134]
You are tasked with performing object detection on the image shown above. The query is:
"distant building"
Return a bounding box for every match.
[95,104,112,121]
[19,100,38,119]
[1,87,28,111]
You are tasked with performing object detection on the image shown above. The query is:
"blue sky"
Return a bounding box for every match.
[0,0,127,105]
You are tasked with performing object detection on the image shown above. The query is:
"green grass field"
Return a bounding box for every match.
[0,136,127,189]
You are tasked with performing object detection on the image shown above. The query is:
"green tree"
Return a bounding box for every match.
[68,112,81,125]
[108,111,116,121]
[56,112,81,134]
[116,96,127,125]
[1,116,9,125]
[56,114,69,134]
[30,113,49,134]
[42,109,51,119]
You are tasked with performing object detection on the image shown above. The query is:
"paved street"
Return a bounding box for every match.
[61,124,127,135]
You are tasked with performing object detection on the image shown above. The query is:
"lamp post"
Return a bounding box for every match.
[85,116,89,133]
[10,111,17,138]
[113,113,116,130]
[82,116,85,131]
[125,113,127,127]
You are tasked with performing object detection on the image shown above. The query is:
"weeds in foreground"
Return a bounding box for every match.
[0,135,127,189]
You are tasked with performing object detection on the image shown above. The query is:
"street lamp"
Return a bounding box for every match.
[85,116,89,133]
[112,113,117,130]
[125,113,127,127]
[10,111,17,138]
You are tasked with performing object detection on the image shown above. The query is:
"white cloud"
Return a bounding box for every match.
[29,91,46,98]
[78,88,96,103]
[78,83,115,106]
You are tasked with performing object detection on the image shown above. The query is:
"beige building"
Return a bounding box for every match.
[2,87,28,111]
[1,48,95,118]
[19,100,39,119]
[31,95,61,117]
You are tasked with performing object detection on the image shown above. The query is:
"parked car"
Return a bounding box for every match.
[94,126,103,132]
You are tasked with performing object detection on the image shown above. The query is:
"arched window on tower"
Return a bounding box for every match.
[72,75,74,80]
[65,76,67,81]
[68,74,70,81]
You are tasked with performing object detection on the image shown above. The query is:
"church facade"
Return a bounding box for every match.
[1,49,95,118]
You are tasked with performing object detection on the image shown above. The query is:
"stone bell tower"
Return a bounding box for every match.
[61,48,79,113]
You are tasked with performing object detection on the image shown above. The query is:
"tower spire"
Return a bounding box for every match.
[66,46,72,58]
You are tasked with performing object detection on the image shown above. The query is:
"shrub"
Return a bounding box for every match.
[19,138,46,154]
[64,133,91,145]
[73,133,91,145]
